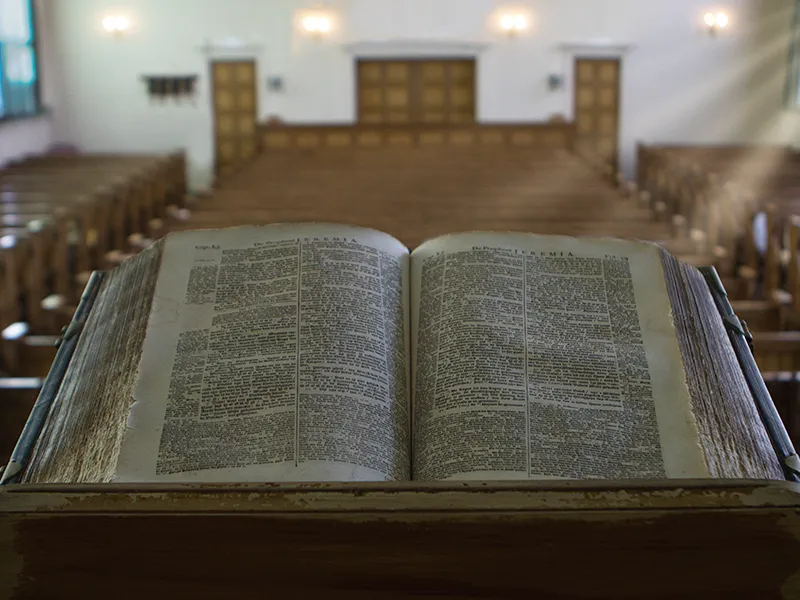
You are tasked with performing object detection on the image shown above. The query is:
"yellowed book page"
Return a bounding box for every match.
[410,232,709,481]
[115,224,411,482]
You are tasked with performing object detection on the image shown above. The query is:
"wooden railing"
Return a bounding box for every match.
[259,122,577,152]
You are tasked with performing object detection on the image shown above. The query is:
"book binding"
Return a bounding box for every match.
[0,271,105,485]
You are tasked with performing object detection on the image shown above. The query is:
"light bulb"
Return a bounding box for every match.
[716,12,729,28]
[500,14,514,31]
[704,12,716,27]
[317,17,331,32]
[116,16,130,31]
[103,16,117,32]
[513,15,527,30]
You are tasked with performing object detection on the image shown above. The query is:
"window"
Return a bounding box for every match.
[0,0,39,119]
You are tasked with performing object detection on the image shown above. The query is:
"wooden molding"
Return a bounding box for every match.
[197,38,265,58]
[557,40,636,57]
[258,123,577,152]
[343,39,490,58]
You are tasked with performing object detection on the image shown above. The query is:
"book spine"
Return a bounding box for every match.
[700,266,800,483]
[0,271,106,485]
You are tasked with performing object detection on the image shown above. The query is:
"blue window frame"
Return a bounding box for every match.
[0,0,40,120]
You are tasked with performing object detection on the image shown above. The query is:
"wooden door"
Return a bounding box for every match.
[357,59,475,124]
[212,60,258,176]
[574,58,620,169]
[358,60,413,124]
[418,60,475,124]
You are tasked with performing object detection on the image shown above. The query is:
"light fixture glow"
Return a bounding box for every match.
[103,15,130,34]
[302,14,331,34]
[704,10,729,33]
[317,17,331,32]
[302,16,318,32]
[500,12,528,34]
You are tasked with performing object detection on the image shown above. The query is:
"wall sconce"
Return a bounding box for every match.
[500,13,528,36]
[301,14,332,37]
[547,74,564,91]
[103,15,130,36]
[267,76,285,92]
[703,11,729,35]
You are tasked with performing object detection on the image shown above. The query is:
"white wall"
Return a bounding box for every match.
[0,116,51,166]
[47,0,787,185]
[737,0,800,147]
[0,0,61,166]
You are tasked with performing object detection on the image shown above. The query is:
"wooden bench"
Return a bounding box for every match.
[0,153,187,374]
[169,138,702,261]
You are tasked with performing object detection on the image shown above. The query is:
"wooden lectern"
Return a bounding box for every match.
[2,268,800,598]
[1,480,800,597]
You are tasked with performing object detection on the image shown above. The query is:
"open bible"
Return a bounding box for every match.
[16,224,785,483]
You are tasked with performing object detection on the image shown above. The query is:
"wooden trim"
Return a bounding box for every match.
[343,40,490,58]
[1,481,799,598]
[259,123,576,151]
[29,0,42,115]
[3,479,799,512]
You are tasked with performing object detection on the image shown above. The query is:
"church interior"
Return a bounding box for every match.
[1,0,800,466]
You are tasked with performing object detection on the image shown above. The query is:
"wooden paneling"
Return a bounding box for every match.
[260,124,576,152]
[2,482,800,598]
[357,59,476,125]
[574,58,620,169]
[212,60,258,177]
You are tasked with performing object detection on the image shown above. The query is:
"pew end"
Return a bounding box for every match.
[752,330,800,372]
[103,250,138,270]
[763,371,800,446]
[39,295,74,336]
[149,218,167,240]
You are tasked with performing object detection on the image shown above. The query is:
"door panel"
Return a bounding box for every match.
[357,59,476,124]
[574,58,621,170]
[212,60,258,176]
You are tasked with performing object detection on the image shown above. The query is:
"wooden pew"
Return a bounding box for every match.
[0,192,109,295]
[0,152,187,251]
[169,144,701,261]
[764,372,800,446]
[9,150,187,208]
[0,152,187,367]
